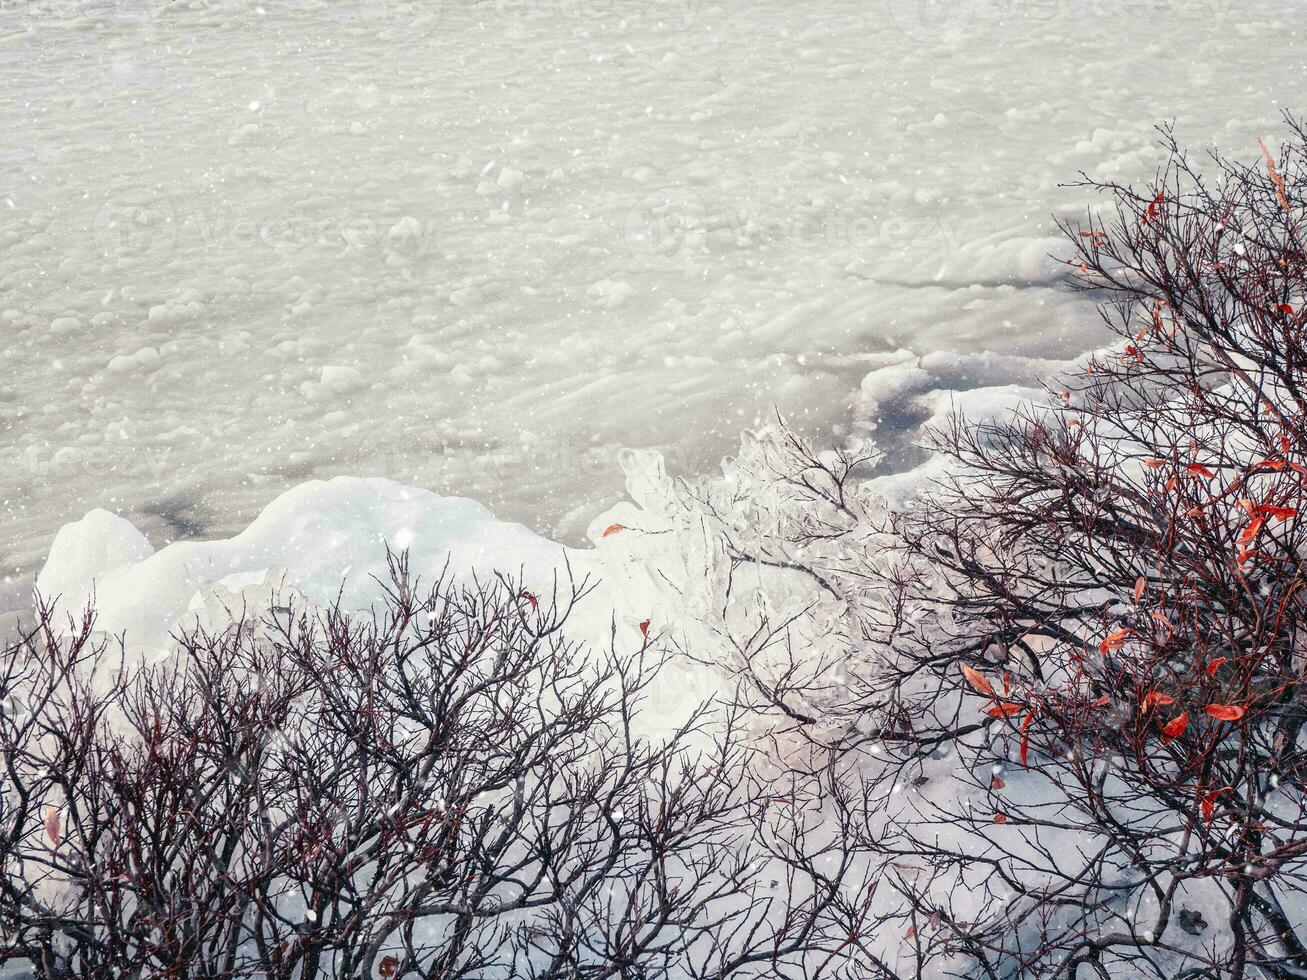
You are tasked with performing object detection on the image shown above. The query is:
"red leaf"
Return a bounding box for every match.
[993,812,1008,824]
[44,806,60,848]
[991,776,1006,790]
[1099,628,1133,654]
[519,591,539,612]
[1201,786,1232,823]
[1161,711,1189,742]
[960,664,995,698]
[1253,458,1287,472]
[601,523,627,538]
[1260,505,1297,521]
[986,702,1024,718]
[1187,463,1216,479]
[638,619,651,639]
[1133,576,1146,602]
[1140,691,1175,712]
[1277,303,1295,315]
[1204,704,1246,722]
[1239,516,1265,545]
[1019,712,1034,768]
[1205,657,1228,677]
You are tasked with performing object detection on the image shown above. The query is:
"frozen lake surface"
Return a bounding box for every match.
[2,0,1304,611]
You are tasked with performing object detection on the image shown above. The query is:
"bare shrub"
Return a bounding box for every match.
[0,557,876,978]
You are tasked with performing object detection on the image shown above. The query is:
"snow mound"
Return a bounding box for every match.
[36,477,574,656]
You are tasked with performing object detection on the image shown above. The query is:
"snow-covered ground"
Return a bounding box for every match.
[4,0,1305,618]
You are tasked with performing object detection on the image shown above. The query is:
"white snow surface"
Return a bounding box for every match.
[4,0,1306,617]
[36,475,577,653]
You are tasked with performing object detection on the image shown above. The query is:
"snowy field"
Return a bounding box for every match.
[3,0,1305,618]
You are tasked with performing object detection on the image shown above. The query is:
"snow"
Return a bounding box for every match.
[35,476,575,656]
[4,0,1305,624]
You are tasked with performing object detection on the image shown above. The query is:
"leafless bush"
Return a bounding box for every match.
[865,117,1307,978]
[0,556,878,978]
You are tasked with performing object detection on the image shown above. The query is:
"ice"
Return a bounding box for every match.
[4,0,1304,620]
[34,476,578,656]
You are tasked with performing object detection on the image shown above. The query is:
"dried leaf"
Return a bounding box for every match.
[986,702,1023,718]
[1140,691,1175,712]
[1099,628,1133,654]
[44,806,60,848]
[1204,704,1246,722]
[1161,711,1189,743]
[1201,786,1232,823]
[601,523,627,538]
[960,664,994,698]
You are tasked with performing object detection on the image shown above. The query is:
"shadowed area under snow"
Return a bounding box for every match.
[4,0,1305,610]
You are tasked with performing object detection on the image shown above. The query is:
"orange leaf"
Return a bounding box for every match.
[1140,691,1175,712]
[1260,505,1297,521]
[1142,458,1166,469]
[1133,576,1146,602]
[1161,712,1188,742]
[986,702,1024,718]
[1239,516,1265,545]
[960,664,995,698]
[1099,628,1133,654]
[601,523,627,538]
[1204,704,1246,722]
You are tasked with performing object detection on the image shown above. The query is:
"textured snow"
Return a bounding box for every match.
[4,0,1305,619]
